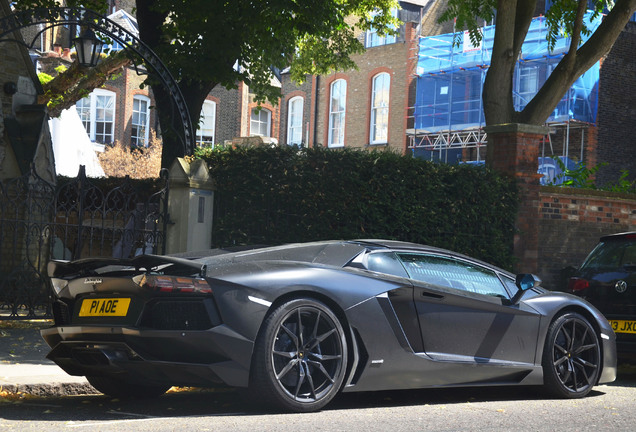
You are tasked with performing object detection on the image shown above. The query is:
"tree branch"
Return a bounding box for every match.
[40,51,131,117]
[520,0,636,124]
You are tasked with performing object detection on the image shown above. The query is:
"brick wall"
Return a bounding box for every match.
[314,26,412,153]
[596,22,636,187]
[209,85,242,145]
[279,74,314,147]
[99,69,156,147]
[537,187,636,291]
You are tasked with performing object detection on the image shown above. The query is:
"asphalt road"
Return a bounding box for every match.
[1,367,635,432]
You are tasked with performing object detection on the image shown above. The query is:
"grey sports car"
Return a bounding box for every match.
[42,240,617,412]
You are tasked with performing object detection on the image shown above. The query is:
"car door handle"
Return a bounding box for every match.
[421,291,444,299]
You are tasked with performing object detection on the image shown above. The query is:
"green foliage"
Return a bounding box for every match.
[550,157,636,193]
[604,170,636,193]
[37,72,54,85]
[197,146,518,270]
[439,0,496,47]
[544,0,607,49]
[550,157,605,189]
[440,0,614,49]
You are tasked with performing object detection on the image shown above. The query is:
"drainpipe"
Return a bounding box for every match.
[313,75,320,147]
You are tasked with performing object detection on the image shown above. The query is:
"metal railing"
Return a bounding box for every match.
[0,166,169,320]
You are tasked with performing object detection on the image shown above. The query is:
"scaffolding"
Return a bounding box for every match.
[407,11,602,169]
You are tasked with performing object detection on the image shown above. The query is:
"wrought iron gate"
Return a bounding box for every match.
[0,166,170,320]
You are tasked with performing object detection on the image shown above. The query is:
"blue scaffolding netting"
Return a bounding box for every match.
[413,11,602,132]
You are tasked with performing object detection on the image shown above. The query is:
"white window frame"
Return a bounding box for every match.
[131,95,151,147]
[366,7,398,48]
[197,100,216,147]
[76,96,91,134]
[514,64,539,111]
[287,96,304,146]
[370,72,390,145]
[75,88,116,144]
[250,107,271,137]
[328,79,347,148]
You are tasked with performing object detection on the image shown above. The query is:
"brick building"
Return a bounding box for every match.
[276,1,450,152]
[10,0,635,183]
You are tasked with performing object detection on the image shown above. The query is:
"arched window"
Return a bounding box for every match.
[328,79,346,147]
[75,89,116,144]
[250,107,271,137]
[132,95,151,147]
[370,73,390,145]
[197,100,216,146]
[287,96,304,146]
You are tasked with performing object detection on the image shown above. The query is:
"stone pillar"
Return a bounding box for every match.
[484,123,548,274]
[165,158,216,254]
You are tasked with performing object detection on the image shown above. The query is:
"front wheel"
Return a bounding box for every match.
[542,312,601,398]
[249,298,348,412]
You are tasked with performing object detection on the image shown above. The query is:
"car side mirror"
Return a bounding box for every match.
[511,273,542,304]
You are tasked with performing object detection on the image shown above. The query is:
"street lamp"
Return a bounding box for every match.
[72,28,104,67]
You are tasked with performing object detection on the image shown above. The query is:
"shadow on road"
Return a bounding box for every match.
[2,371,636,422]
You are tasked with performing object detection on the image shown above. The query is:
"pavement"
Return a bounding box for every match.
[0,320,98,397]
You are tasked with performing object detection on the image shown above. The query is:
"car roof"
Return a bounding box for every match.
[189,239,513,277]
[600,232,636,242]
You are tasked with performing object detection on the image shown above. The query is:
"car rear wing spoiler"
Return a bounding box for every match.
[48,254,207,279]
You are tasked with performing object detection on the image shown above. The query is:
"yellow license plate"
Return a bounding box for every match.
[609,320,636,334]
[79,298,131,317]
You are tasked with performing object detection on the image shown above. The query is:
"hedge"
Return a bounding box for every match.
[197,145,518,270]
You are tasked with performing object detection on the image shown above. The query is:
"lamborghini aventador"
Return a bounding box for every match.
[41,240,617,412]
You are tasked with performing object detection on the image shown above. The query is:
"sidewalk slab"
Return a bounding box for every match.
[0,363,98,396]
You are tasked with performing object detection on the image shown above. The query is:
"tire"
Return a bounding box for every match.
[87,375,170,399]
[542,312,601,398]
[249,298,348,412]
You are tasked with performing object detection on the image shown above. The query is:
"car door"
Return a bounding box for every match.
[396,253,541,367]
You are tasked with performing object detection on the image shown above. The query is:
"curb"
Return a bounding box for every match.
[1,382,99,397]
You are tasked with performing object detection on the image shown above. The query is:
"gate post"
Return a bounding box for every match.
[165,158,215,254]
[484,123,548,274]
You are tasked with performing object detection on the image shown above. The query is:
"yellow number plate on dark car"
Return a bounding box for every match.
[609,320,636,334]
[79,298,131,317]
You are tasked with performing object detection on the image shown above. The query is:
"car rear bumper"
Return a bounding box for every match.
[40,324,254,388]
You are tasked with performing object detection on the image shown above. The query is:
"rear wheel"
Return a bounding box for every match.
[249,298,348,412]
[87,375,170,399]
[542,312,601,398]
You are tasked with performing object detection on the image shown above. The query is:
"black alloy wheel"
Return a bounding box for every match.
[250,298,348,412]
[542,312,601,398]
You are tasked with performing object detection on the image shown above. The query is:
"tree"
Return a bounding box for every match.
[18,0,399,168]
[440,0,636,127]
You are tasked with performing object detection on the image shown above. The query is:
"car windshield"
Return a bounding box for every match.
[580,239,636,271]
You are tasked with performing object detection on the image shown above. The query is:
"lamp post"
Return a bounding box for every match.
[72,28,104,67]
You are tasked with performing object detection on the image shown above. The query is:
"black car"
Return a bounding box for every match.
[568,232,636,360]
[42,240,616,412]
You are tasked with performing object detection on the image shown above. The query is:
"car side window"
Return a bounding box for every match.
[397,253,510,299]
[365,252,410,278]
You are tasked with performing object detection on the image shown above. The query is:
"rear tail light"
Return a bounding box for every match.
[568,277,589,293]
[50,278,69,297]
[134,274,212,294]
